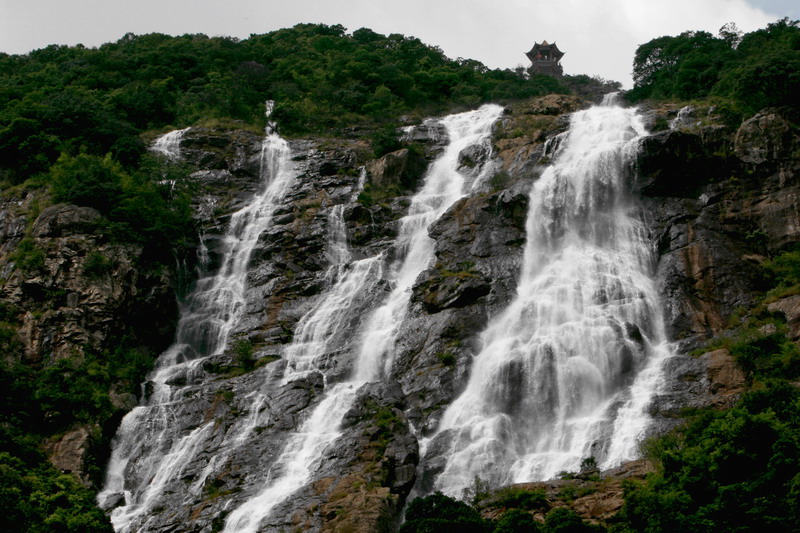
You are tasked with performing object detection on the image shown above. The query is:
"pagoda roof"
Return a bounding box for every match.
[525,41,565,62]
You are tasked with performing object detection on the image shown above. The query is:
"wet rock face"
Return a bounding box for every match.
[640,107,800,346]
[104,102,799,531]
[264,381,419,533]
[638,106,799,439]
[637,127,737,197]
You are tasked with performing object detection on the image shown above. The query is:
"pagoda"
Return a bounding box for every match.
[525,40,564,77]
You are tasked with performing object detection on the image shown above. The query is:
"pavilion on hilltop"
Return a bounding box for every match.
[525,41,564,77]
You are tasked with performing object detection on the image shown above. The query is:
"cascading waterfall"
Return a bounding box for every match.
[151,127,190,160]
[354,104,502,381]
[98,104,299,532]
[427,98,672,496]
[222,104,503,533]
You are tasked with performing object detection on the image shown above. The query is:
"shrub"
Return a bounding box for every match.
[11,238,45,273]
[543,508,597,533]
[494,487,549,511]
[493,509,541,533]
[400,492,490,533]
[620,381,800,532]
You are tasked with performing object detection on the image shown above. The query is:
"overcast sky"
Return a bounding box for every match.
[1,0,798,88]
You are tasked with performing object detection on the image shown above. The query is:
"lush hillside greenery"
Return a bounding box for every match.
[627,18,800,115]
[0,23,571,184]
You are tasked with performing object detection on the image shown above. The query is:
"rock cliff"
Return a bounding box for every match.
[3,95,798,531]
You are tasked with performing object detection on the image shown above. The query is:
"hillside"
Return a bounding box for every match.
[0,20,798,533]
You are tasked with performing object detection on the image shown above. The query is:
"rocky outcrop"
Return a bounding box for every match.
[0,196,179,484]
[477,460,655,527]
[1,203,176,362]
[769,295,800,340]
[639,105,800,347]
[43,425,95,485]
[734,109,800,166]
[366,147,428,192]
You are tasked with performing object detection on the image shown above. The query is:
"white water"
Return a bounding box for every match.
[222,104,504,533]
[152,128,190,159]
[355,104,503,381]
[99,106,299,532]
[282,169,384,382]
[429,100,672,495]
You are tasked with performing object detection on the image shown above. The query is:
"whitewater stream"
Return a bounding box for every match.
[98,105,299,532]
[427,97,672,495]
[99,97,672,531]
[222,103,503,533]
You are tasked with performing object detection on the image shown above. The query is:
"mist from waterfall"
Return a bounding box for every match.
[427,100,672,496]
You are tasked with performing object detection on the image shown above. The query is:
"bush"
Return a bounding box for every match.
[620,381,800,532]
[493,487,549,511]
[493,509,541,533]
[48,153,194,263]
[729,331,800,379]
[400,492,490,533]
[50,154,125,214]
[371,123,403,157]
[11,238,45,273]
[543,508,598,533]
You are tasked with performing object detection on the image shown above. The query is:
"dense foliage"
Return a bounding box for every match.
[0,300,163,532]
[628,18,800,114]
[2,16,798,533]
[400,491,600,533]
[0,23,568,183]
[620,383,800,532]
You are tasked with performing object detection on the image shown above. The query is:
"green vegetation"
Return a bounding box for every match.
[10,237,45,272]
[0,23,569,186]
[619,382,800,532]
[628,19,800,116]
[49,153,194,260]
[493,487,550,510]
[0,354,122,532]
[399,492,488,533]
[3,14,797,533]
[615,246,800,533]
[0,453,112,533]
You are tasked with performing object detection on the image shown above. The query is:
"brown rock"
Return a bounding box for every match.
[317,479,397,533]
[44,425,93,486]
[768,294,800,340]
[366,148,426,191]
[702,348,747,407]
[513,94,584,116]
[735,110,800,165]
[480,460,655,526]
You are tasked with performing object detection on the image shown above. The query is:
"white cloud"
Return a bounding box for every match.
[0,0,786,87]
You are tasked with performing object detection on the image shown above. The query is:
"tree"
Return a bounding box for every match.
[400,492,490,533]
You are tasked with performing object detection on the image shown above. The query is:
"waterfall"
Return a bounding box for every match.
[98,106,299,532]
[354,104,502,381]
[222,104,503,533]
[426,100,672,495]
[151,127,190,160]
